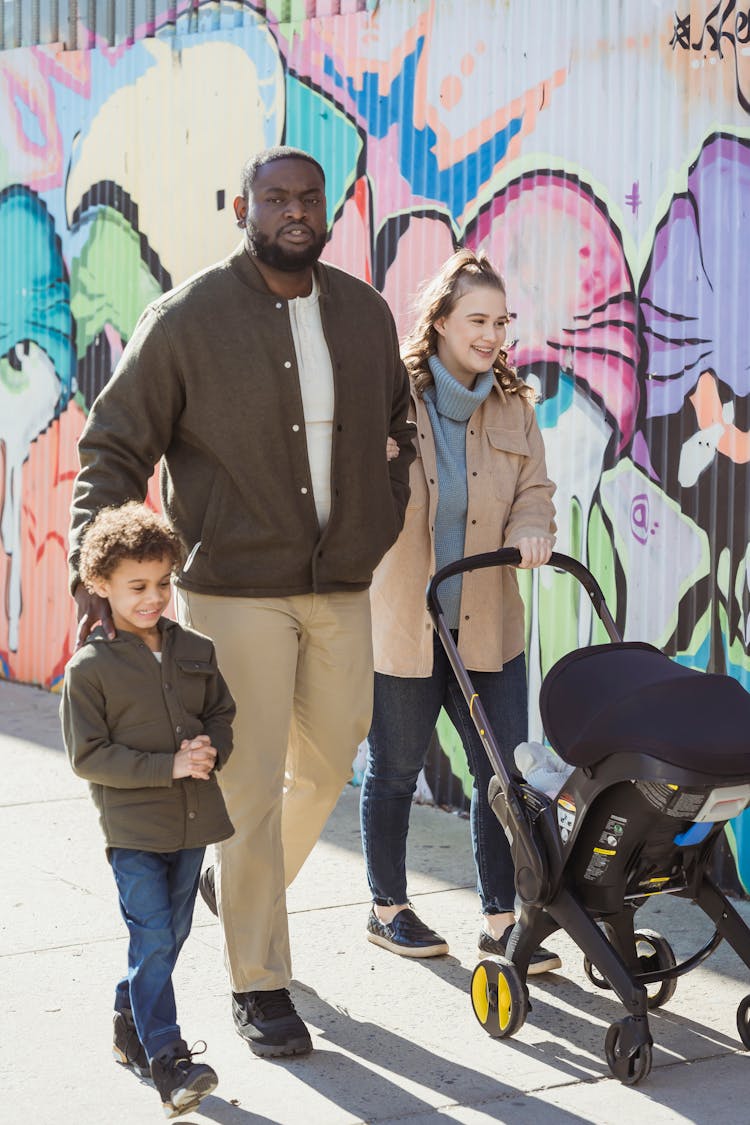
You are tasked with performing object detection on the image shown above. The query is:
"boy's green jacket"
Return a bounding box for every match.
[61,618,235,852]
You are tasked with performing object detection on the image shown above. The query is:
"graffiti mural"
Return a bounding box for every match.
[0,0,748,891]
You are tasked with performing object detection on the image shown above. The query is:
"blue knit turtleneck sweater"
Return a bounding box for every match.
[423,355,494,628]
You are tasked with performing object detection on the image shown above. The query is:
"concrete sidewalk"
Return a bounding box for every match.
[2,678,749,1125]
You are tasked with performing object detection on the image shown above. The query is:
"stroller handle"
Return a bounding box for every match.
[426,548,621,643]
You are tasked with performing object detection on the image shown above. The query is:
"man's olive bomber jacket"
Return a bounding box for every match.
[68,244,416,596]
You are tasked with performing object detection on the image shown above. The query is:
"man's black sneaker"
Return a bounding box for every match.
[199,865,218,917]
[150,1039,218,1119]
[232,988,312,1057]
[366,907,449,958]
[112,1007,150,1077]
[478,924,562,975]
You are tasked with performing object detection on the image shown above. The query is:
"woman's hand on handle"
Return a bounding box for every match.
[515,536,553,569]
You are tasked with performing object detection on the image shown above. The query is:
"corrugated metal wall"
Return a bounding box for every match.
[0,0,376,48]
[1,0,749,888]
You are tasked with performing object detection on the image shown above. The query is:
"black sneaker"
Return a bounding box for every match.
[150,1039,218,1119]
[478,924,562,975]
[199,865,218,917]
[366,906,449,958]
[232,988,312,1058]
[112,1007,150,1077]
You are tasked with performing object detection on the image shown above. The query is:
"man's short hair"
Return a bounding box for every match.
[240,147,325,200]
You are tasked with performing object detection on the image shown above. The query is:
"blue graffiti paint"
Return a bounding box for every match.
[536,370,575,430]
[323,40,522,220]
[0,185,74,409]
[284,77,363,225]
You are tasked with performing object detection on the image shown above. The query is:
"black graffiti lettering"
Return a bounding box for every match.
[736,9,750,40]
[671,2,750,114]
[671,12,691,49]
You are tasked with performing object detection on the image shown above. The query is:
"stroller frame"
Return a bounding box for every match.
[427,548,750,1085]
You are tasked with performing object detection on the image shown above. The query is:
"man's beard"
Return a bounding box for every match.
[247,222,327,272]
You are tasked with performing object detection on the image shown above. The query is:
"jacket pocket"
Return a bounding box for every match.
[486,427,529,500]
[102,785,179,849]
[176,659,213,715]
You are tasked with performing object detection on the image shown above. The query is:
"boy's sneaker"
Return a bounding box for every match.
[366,907,449,957]
[198,865,218,917]
[478,924,562,975]
[232,988,312,1057]
[112,1007,150,1077]
[150,1039,218,1119]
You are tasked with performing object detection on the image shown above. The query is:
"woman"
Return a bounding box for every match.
[360,248,560,973]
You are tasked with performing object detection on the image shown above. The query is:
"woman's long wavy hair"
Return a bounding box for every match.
[402,248,534,402]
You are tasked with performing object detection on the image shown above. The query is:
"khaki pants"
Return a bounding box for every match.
[175,588,373,992]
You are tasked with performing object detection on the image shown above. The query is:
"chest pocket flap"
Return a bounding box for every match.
[485,427,530,456]
[177,659,213,675]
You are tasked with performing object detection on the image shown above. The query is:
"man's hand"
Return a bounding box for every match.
[386,437,399,461]
[74,585,115,649]
[516,536,553,569]
[173,735,217,781]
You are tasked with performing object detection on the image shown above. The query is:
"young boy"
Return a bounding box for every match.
[61,502,236,1119]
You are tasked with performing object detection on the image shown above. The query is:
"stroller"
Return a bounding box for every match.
[426,548,750,1085]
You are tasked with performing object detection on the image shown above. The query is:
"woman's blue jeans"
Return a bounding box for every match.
[360,635,527,915]
[110,846,204,1060]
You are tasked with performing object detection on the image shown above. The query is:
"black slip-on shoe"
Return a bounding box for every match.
[366,906,449,958]
[198,865,218,917]
[478,923,562,975]
[232,989,313,1058]
[112,1007,150,1078]
[150,1039,218,1119]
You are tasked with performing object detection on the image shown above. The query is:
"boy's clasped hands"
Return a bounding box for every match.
[173,734,218,780]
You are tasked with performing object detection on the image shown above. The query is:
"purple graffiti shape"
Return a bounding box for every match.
[630,493,650,545]
[640,133,750,419]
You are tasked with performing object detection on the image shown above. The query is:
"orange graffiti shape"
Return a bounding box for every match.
[690,371,750,465]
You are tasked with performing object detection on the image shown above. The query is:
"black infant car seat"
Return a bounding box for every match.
[427,549,750,1085]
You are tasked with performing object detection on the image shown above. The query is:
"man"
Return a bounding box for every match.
[69,146,415,1059]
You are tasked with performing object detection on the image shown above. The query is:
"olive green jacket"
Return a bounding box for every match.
[60,617,235,852]
[69,245,416,597]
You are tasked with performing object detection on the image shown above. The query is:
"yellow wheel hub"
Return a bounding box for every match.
[471,964,490,1024]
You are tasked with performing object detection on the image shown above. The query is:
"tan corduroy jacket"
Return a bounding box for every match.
[371,374,556,676]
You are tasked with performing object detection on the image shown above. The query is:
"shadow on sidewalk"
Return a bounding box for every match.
[281,982,594,1124]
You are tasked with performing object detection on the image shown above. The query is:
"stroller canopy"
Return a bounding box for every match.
[540,642,750,776]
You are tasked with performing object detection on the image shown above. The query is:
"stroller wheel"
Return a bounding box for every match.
[583,955,613,991]
[737,995,750,1048]
[471,956,528,1039]
[634,929,678,1009]
[604,1019,653,1085]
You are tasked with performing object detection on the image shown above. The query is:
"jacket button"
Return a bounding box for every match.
[176,725,183,734]
[464,615,470,621]
[284,361,292,369]
[292,424,300,432]
[472,471,478,476]
[276,302,283,309]
[188,811,196,820]
[301,487,308,495]
[471,519,477,525]
[429,478,435,484]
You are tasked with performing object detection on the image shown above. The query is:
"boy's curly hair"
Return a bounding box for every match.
[79,502,184,589]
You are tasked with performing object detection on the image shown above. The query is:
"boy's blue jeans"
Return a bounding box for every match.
[110,846,204,1061]
[360,635,527,915]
